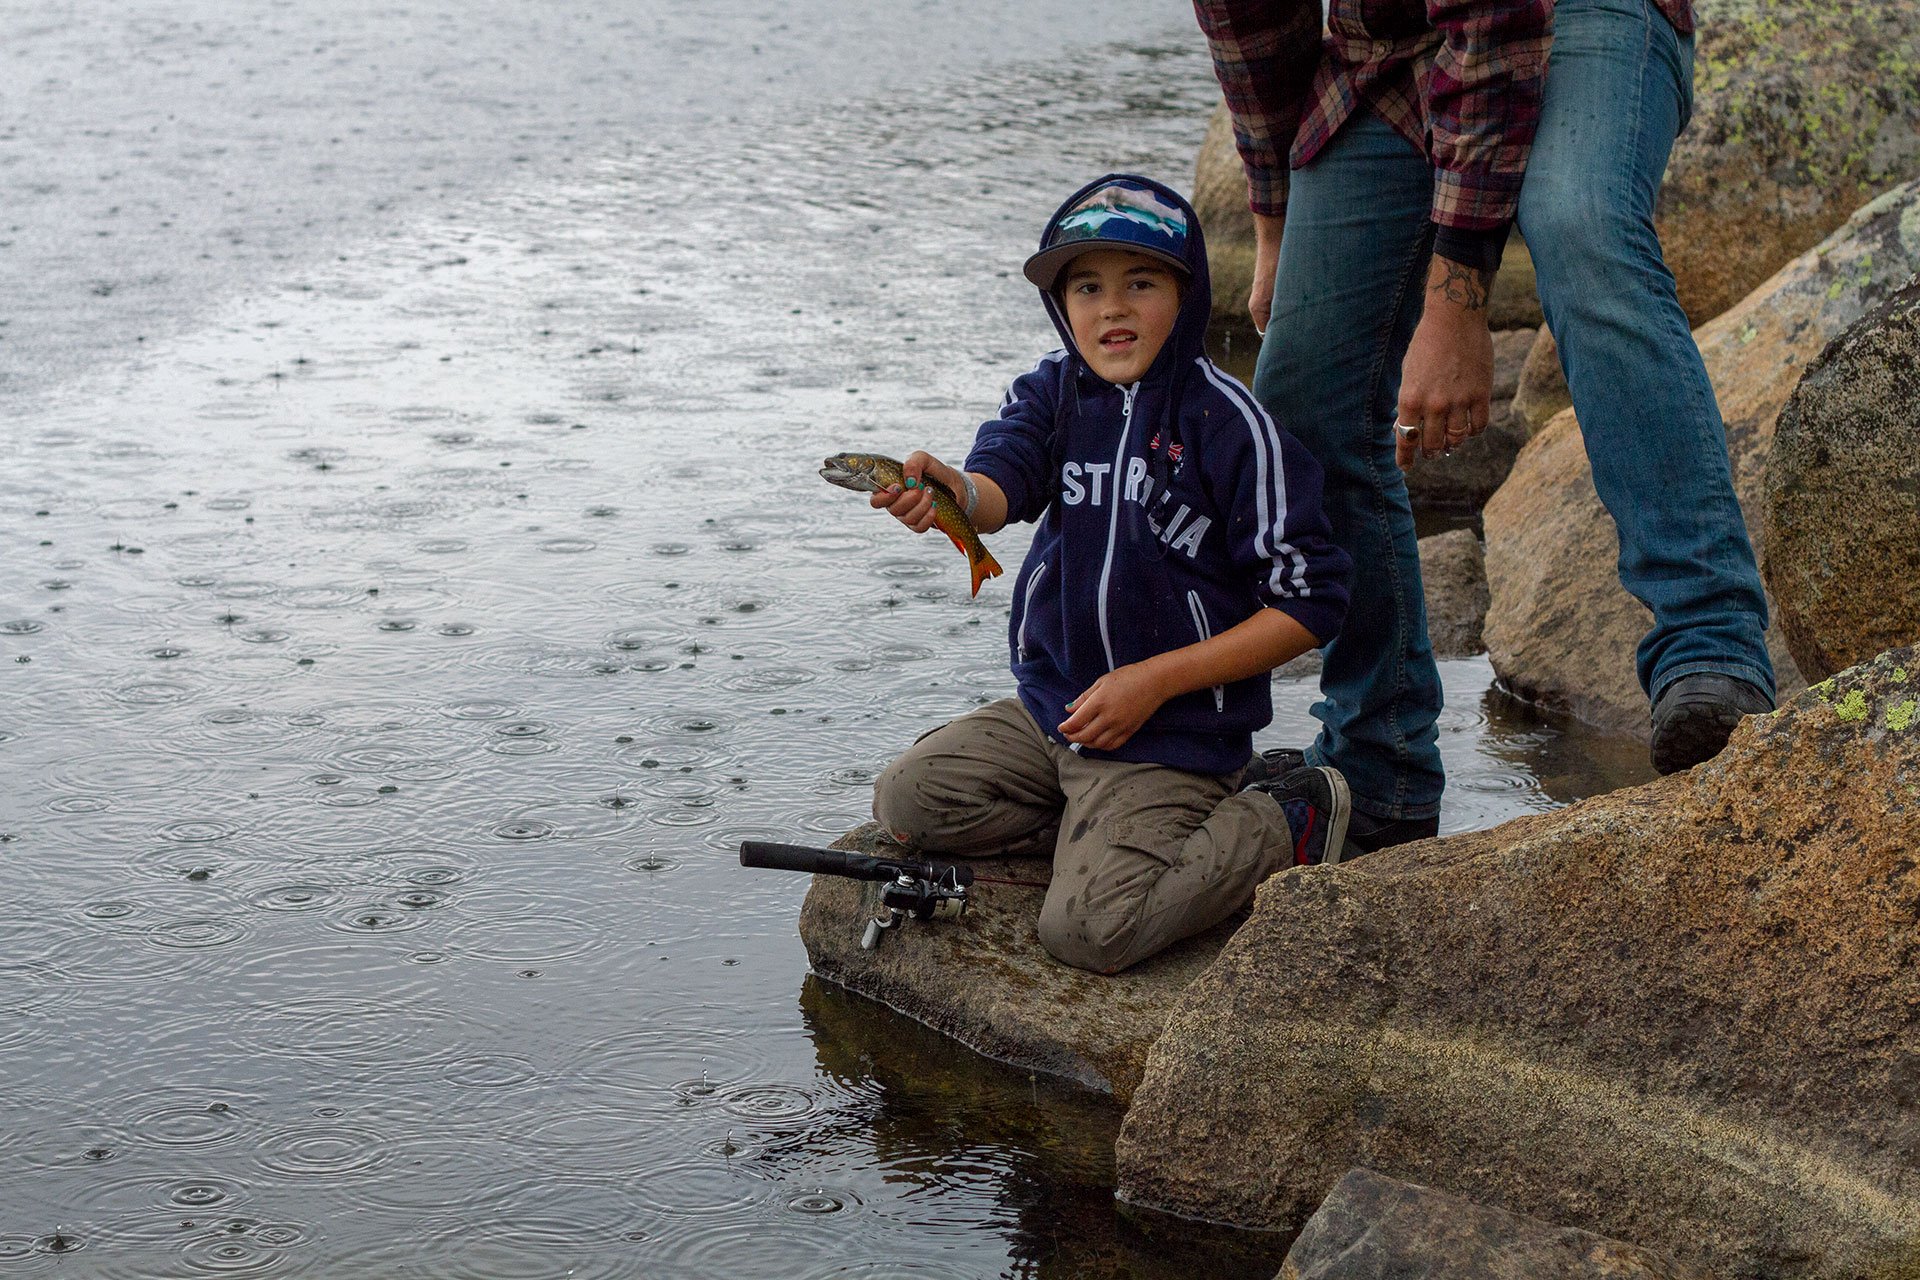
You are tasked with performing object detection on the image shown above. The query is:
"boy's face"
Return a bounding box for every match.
[1058,248,1183,386]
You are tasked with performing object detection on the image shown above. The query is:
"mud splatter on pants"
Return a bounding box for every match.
[872,698,1292,974]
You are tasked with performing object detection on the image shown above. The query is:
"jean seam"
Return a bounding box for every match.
[1356,218,1435,815]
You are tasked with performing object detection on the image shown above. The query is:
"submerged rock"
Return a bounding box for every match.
[1116,644,1920,1278]
[1278,1169,1712,1280]
[1764,277,1920,682]
[1483,180,1920,737]
[796,822,1235,1102]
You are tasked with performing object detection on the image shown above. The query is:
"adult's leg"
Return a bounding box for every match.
[871,699,1062,858]
[1516,0,1774,706]
[1252,112,1443,823]
[1034,751,1289,974]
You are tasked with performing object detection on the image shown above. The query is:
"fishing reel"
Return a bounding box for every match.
[739,841,972,950]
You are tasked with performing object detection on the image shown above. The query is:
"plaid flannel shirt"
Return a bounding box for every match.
[1195,0,1695,259]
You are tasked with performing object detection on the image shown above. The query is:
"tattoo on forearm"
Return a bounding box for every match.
[1431,259,1493,311]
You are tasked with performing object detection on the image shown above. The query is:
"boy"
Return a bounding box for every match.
[868,174,1354,975]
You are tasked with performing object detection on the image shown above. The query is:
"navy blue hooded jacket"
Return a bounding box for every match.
[966,174,1351,775]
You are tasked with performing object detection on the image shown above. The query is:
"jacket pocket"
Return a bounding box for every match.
[1186,590,1225,712]
[1017,561,1049,661]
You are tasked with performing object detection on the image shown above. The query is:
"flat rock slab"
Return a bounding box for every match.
[1280,1169,1712,1280]
[1118,645,1920,1278]
[798,822,1236,1102]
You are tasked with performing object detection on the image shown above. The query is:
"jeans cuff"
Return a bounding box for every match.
[1302,744,1442,822]
[1649,660,1777,708]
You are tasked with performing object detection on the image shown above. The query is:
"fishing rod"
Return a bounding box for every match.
[740,840,979,951]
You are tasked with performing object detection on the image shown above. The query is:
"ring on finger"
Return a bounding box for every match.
[1394,422,1421,440]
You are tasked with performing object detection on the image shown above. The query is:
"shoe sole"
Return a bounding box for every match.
[1311,766,1353,866]
[1650,700,1746,775]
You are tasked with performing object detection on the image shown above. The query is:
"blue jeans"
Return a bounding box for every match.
[1252,0,1773,821]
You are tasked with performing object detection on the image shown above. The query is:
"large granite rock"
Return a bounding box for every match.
[1419,529,1489,659]
[1403,326,1539,512]
[796,822,1235,1102]
[1764,277,1920,682]
[1279,1169,1713,1280]
[1658,0,1920,326]
[1483,181,1920,736]
[1116,644,1920,1279]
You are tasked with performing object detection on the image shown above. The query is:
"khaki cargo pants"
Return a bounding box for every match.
[871,698,1293,974]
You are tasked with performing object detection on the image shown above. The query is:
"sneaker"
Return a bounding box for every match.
[1238,746,1305,791]
[1649,673,1774,775]
[1347,808,1440,854]
[1251,765,1353,866]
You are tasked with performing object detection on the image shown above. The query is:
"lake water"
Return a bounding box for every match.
[0,4,1654,1276]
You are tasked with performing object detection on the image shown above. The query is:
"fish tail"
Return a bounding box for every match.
[934,507,1003,598]
[968,545,1004,598]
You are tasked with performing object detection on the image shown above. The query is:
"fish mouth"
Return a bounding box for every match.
[819,456,872,491]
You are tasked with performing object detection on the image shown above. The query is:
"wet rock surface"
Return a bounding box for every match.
[1277,1169,1713,1280]
[1764,278,1920,682]
[798,823,1236,1102]
[1657,0,1920,326]
[1116,644,1920,1279]
[1483,180,1920,736]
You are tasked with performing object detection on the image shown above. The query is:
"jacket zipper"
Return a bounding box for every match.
[1016,561,1048,660]
[1187,590,1225,712]
[1095,383,1138,673]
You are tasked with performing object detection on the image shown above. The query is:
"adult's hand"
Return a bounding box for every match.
[1396,255,1495,469]
[1248,211,1285,335]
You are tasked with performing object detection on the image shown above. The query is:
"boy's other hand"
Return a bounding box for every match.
[1058,664,1169,752]
[870,450,952,534]
[1396,255,1495,470]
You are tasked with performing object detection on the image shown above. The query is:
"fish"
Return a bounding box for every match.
[820,452,1003,597]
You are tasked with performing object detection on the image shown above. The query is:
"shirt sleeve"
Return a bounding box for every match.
[1192,0,1323,218]
[1201,375,1351,645]
[1426,0,1554,246]
[964,355,1063,526]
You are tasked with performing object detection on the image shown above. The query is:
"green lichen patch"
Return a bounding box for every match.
[1888,699,1918,732]
[1835,688,1871,722]
[1894,667,1909,684]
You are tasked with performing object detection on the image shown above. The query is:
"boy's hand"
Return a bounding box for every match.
[870,450,956,533]
[1058,664,1170,752]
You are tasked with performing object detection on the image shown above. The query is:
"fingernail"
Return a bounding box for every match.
[903,477,919,489]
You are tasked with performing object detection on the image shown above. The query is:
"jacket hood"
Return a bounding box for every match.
[1033,174,1212,386]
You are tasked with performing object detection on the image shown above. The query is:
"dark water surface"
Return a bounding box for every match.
[1,6,1654,1276]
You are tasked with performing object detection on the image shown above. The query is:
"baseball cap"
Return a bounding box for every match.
[1022,179,1192,291]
